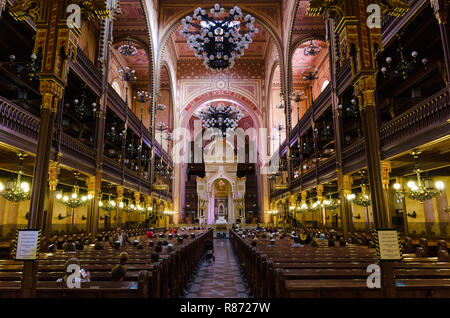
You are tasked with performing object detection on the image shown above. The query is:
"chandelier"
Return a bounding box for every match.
[323,195,339,210]
[303,40,322,56]
[380,34,428,79]
[393,153,444,202]
[118,37,138,56]
[347,187,371,207]
[56,173,92,209]
[65,85,97,120]
[181,4,258,71]
[199,102,243,137]
[156,103,167,111]
[8,48,42,81]
[0,152,30,203]
[106,118,126,143]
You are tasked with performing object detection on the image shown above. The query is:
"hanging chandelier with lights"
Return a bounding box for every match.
[198,102,243,137]
[303,40,322,56]
[118,37,138,56]
[180,4,258,71]
[0,152,30,203]
[56,172,92,209]
[393,151,444,202]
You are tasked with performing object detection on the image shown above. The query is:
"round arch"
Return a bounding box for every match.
[181,90,263,132]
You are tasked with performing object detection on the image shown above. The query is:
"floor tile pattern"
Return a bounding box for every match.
[183,238,249,298]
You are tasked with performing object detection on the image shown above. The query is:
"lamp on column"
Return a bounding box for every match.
[290,90,306,124]
[302,66,319,104]
[118,67,137,105]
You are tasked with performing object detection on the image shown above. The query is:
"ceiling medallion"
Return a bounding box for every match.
[181,4,258,71]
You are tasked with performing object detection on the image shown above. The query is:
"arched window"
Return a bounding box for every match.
[321,80,330,92]
[111,80,123,98]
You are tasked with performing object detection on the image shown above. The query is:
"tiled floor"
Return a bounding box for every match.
[183,238,250,298]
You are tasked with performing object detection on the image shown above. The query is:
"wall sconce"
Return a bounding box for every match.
[353,214,361,219]
[25,212,29,220]
[58,213,71,220]
[407,211,417,218]
[81,215,87,221]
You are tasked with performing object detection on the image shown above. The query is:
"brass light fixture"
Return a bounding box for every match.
[0,152,31,203]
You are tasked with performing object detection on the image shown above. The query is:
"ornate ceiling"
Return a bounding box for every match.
[293,1,326,33]
[112,0,151,90]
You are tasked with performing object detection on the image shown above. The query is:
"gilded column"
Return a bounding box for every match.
[46,160,60,237]
[116,186,124,228]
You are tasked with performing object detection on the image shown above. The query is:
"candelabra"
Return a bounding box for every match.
[302,66,319,104]
[65,85,97,120]
[380,34,428,79]
[118,67,137,104]
[303,40,322,56]
[106,118,126,143]
[156,103,167,111]
[290,90,306,124]
[8,48,42,81]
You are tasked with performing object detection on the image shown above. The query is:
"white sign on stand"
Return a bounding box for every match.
[375,229,403,261]
[14,229,41,261]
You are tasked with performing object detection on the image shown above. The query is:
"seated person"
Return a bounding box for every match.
[63,238,76,252]
[57,258,90,286]
[111,264,127,282]
[167,243,174,253]
[75,240,84,251]
[291,236,304,247]
[298,229,312,245]
[151,253,160,263]
[146,230,153,239]
[94,236,104,250]
[119,252,129,266]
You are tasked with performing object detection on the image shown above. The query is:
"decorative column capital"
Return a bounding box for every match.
[381,160,392,189]
[48,161,60,191]
[40,80,64,112]
[430,0,448,24]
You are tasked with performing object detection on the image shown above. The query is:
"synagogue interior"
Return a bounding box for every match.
[0,0,449,300]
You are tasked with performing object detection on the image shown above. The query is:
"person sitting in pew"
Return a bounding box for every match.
[291,236,304,248]
[57,258,90,286]
[119,252,129,266]
[94,236,104,250]
[63,237,76,252]
[298,229,312,245]
[111,264,127,282]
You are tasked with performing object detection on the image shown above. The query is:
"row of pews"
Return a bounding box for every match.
[230,228,450,298]
[0,227,213,298]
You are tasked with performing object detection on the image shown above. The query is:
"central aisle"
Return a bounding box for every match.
[183,238,249,298]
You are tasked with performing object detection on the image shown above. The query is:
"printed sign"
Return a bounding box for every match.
[374,229,403,261]
[13,229,41,261]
